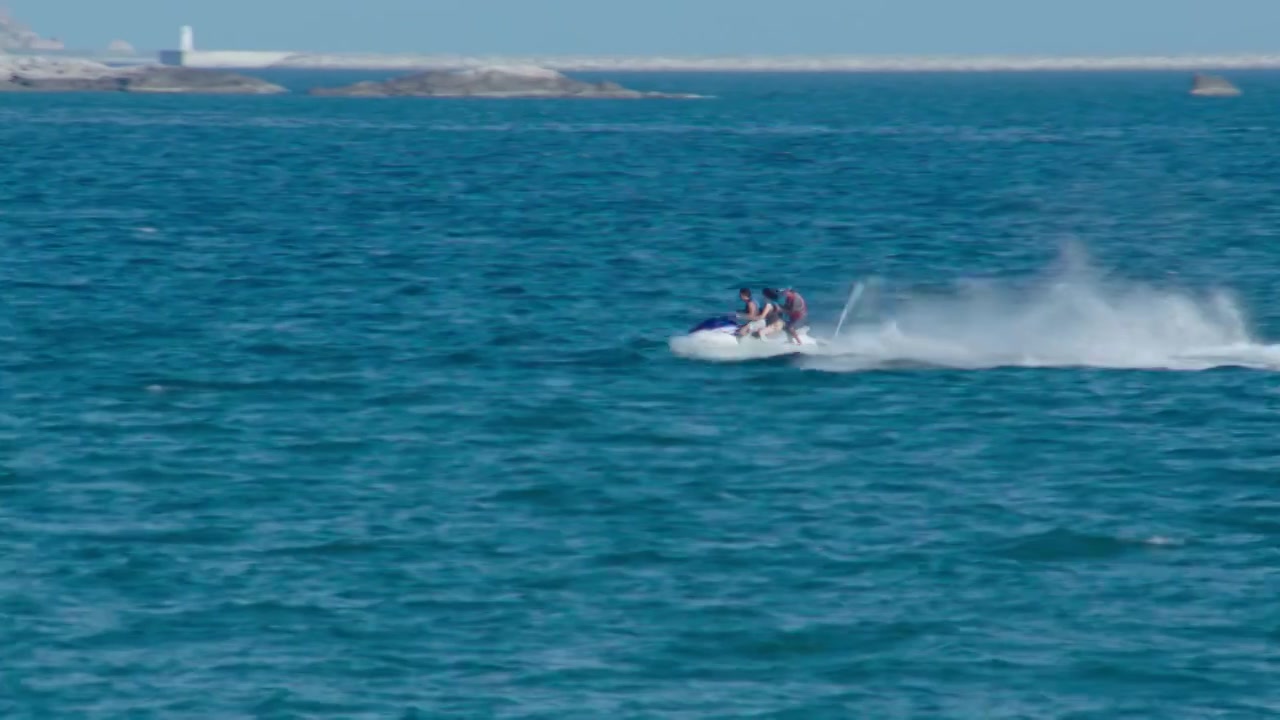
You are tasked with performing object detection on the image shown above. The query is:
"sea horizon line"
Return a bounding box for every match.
[13,48,1280,73]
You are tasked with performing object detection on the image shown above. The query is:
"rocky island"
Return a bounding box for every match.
[1190,73,1241,97]
[309,65,701,99]
[0,56,286,94]
[0,10,62,51]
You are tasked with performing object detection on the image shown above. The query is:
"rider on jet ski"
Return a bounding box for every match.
[735,288,780,337]
[757,287,808,344]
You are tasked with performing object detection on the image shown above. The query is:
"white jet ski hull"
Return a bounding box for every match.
[671,314,822,360]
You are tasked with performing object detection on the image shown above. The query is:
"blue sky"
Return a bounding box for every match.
[13,0,1280,55]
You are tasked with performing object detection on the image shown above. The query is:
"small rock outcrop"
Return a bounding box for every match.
[1190,73,1241,97]
[309,65,701,99]
[0,57,287,94]
[115,66,287,94]
[107,40,137,55]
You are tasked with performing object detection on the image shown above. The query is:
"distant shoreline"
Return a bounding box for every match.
[11,48,1280,73]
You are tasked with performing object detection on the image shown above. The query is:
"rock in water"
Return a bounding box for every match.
[114,67,287,95]
[1190,73,1241,97]
[309,65,701,99]
[0,57,287,94]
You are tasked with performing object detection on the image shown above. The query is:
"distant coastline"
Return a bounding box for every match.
[261,53,1280,74]
[149,52,1280,73]
[13,48,1280,73]
[3,11,1279,74]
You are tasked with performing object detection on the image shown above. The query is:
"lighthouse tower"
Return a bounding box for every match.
[159,25,195,65]
[156,24,289,68]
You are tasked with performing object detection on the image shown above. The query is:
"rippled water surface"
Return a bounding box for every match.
[4,71,1280,718]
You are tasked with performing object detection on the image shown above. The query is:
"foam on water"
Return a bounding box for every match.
[674,249,1280,371]
[810,253,1280,372]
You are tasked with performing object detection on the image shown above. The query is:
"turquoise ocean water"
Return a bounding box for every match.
[4,71,1280,718]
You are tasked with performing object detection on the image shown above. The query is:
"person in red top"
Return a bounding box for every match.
[757,287,808,344]
[779,287,809,344]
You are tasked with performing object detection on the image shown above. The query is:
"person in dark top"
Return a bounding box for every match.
[735,288,773,337]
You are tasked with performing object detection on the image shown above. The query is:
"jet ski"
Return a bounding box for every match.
[672,313,821,360]
[686,314,819,346]
[685,314,743,346]
[672,282,867,362]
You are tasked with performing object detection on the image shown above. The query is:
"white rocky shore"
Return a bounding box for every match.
[271,52,1280,73]
[0,55,286,94]
[309,65,702,99]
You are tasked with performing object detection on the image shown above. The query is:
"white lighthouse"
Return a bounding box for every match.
[156,24,293,68]
[159,25,195,65]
